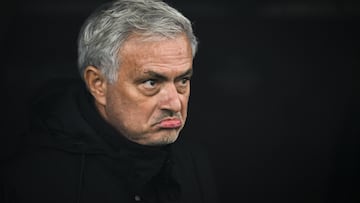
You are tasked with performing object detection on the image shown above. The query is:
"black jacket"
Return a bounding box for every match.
[1,81,217,203]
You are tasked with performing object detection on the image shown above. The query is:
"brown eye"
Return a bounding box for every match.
[176,77,190,94]
[143,79,157,89]
[179,78,190,86]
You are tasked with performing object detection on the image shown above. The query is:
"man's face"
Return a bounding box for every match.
[102,34,193,146]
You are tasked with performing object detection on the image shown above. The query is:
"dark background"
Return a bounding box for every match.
[3,0,359,202]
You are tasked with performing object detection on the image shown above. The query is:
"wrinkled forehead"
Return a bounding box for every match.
[117,34,193,78]
[119,33,192,61]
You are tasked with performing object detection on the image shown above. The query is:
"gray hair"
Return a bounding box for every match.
[77,0,198,83]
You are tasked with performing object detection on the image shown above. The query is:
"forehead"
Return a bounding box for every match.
[120,34,191,58]
[118,34,193,74]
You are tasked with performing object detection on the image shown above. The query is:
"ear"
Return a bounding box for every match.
[83,66,107,106]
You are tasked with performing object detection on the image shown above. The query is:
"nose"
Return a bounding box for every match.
[159,83,182,113]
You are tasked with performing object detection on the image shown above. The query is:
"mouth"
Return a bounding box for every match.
[157,118,182,129]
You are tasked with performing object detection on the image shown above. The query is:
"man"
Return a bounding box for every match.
[1,0,217,202]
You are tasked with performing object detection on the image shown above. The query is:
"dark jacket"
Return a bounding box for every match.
[1,81,217,203]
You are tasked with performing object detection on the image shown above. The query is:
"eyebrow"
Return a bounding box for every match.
[143,68,193,81]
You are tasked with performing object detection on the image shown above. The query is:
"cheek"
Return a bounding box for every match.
[108,93,156,125]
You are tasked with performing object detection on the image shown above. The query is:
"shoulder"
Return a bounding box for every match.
[2,140,82,182]
[1,130,83,182]
[1,140,82,202]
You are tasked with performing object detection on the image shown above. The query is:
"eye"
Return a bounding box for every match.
[176,77,190,94]
[142,79,157,89]
[179,77,190,86]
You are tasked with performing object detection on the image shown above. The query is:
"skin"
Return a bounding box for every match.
[84,34,193,146]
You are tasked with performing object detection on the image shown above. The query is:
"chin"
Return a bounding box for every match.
[146,130,180,146]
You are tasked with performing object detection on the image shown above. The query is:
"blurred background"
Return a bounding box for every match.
[3,0,359,202]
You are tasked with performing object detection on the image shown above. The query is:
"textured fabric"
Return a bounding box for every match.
[1,81,217,203]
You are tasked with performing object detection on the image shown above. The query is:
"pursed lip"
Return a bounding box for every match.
[156,117,182,129]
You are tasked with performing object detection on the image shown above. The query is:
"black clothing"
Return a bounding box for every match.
[1,82,217,203]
